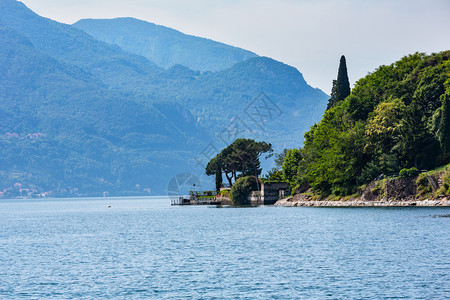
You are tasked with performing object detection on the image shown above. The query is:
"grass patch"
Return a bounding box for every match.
[416,173,432,196]
[422,162,450,197]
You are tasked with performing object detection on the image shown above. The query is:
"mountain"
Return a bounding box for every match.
[73,17,258,72]
[70,19,328,148]
[166,56,328,148]
[0,0,167,90]
[0,2,207,196]
[0,0,328,197]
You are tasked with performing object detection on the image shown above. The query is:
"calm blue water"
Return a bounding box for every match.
[0,197,449,299]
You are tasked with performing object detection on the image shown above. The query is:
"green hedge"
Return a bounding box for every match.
[399,167,419,178]
[230,176,259,206]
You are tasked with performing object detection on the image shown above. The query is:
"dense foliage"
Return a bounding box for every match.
[275,51,450,196]
[0,19,203,196]
[439,94,450,155]
[230,176,259,206]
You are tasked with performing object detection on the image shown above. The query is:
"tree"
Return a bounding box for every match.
[205,157,223,191]
[439,94,450,154]
[365,99,407,156]
[365,99,436,169]
[205,139,272,188]
[230,176,259,206]
[263,168,285,182]
[274,149,289,169]
[230,139,272,178]
[215,165,223,191]
[282,149,303,184]
[328,80,338,110]
[327,55,351,109]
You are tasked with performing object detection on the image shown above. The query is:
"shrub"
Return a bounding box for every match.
[331,186,350,197]
[436,186,447,197]
[369,179,386,198]
[399,167,419,178]
[219,189,230,198]
[357,162,381,184]
[443,174,450,194]
[230,176,259,206]
[416,174,431,194]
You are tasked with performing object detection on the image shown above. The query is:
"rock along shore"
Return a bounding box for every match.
[275,174,450,207]
[275,197,450,207]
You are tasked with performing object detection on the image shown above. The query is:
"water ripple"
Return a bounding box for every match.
[0,198,449,299]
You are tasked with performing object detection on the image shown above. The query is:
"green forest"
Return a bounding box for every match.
[270,51,450,197]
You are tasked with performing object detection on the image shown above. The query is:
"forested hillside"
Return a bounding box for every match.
[0,20,206,197]
[0,0,327,146]
[277,51,450,196]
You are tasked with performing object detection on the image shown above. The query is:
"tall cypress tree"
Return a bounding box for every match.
[439,94,450,154]
[327,55,351,109]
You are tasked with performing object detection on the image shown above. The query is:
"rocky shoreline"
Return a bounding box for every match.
[275,172,450,207]
[275,197,450,207]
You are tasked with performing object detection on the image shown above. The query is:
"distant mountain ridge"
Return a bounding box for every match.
[74,17,258,72]
[0,0,328,197]
[0,0,207,196]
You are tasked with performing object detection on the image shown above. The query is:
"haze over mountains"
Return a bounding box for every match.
[74,17,258,72]
[0,0,328,197]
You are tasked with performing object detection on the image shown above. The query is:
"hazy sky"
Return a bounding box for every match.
[20,0,450,94]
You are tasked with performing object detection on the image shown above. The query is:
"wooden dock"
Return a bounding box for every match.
[171,191,232,206]
[171,196,223,206]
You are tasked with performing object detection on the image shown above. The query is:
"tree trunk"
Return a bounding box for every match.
[225,172,233,187]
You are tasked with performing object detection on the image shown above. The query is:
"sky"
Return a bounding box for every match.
[20,0,450,94]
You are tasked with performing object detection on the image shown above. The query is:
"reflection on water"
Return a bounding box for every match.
[432,214,450,218]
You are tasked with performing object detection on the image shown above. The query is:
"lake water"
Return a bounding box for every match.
[0,197,449,299]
